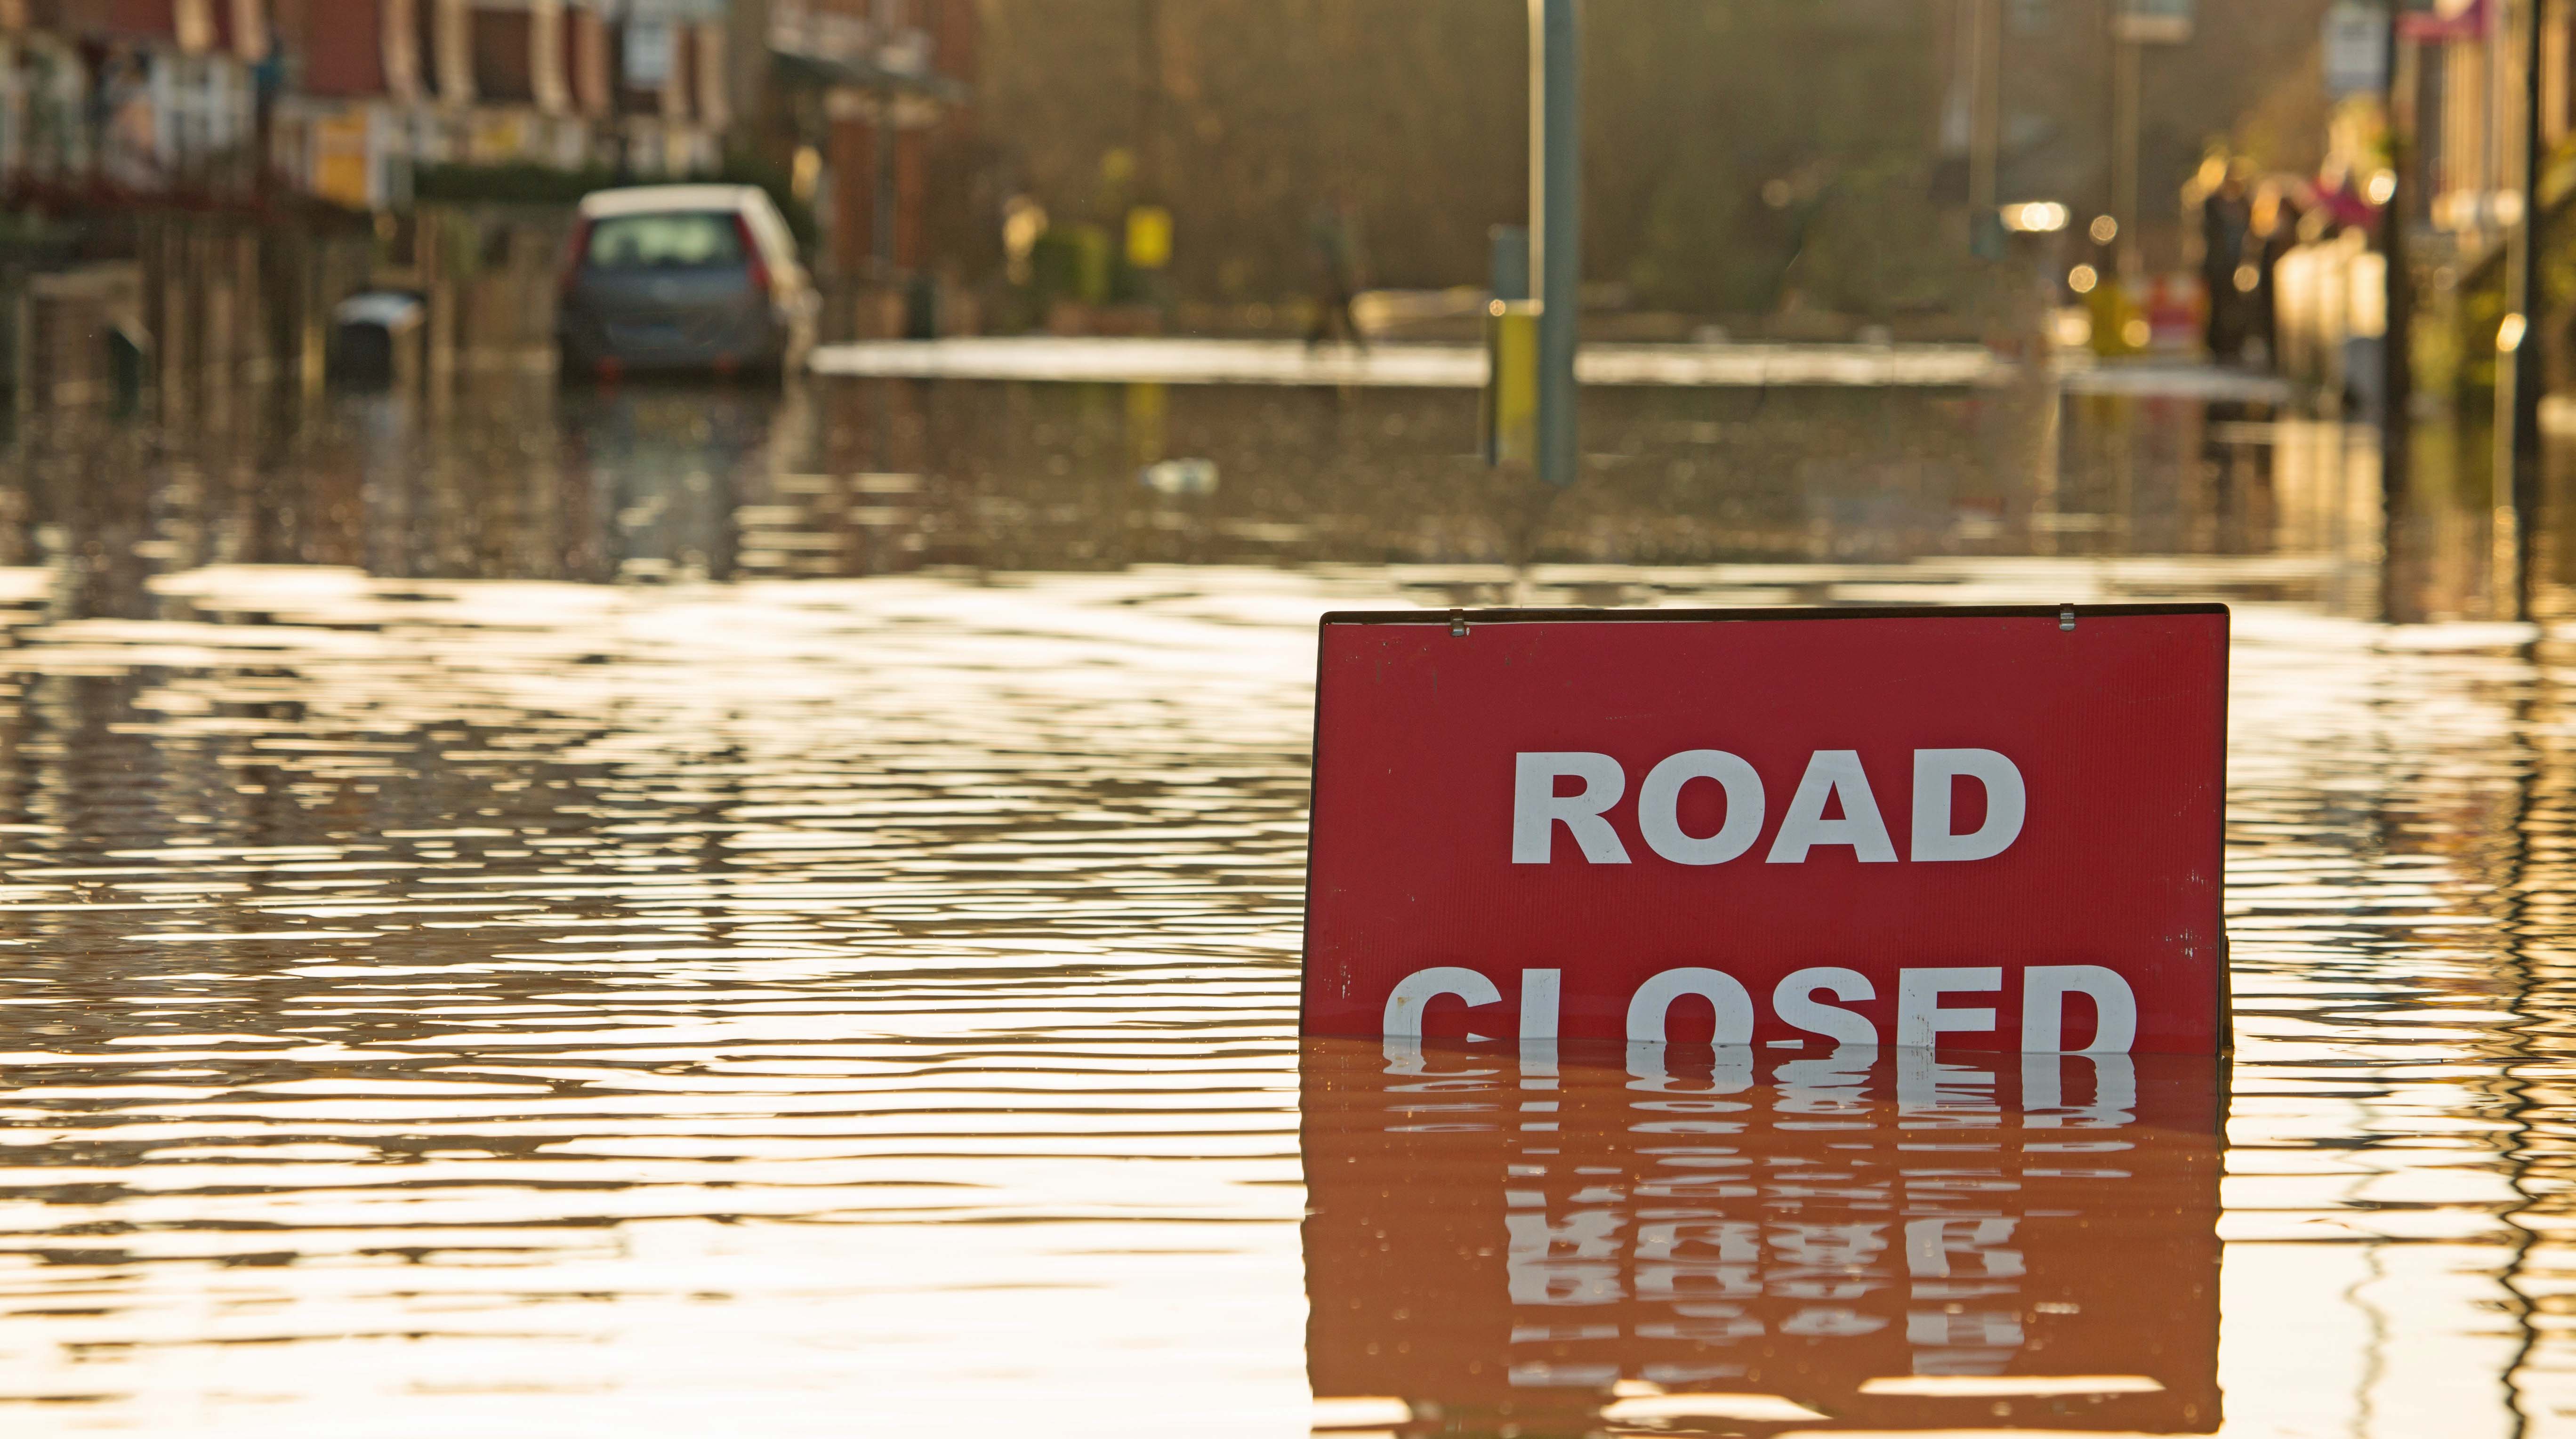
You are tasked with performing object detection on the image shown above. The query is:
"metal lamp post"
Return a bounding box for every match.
[1531,0,1580,490]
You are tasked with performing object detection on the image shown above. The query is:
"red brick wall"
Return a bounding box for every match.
[894,126,925,269]
[104,0,176,37]
[569,5,607,114]
[829,114,876,279]
[933,0,975,86]
[297,0,386,96]
[470,6,532,103]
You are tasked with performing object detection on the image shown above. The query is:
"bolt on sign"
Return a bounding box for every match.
[1300,606,2230,1054]
[1301,1037,2223,1430]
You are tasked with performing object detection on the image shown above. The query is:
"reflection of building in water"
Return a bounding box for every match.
[562,389,762,582]
[0,370,2536,616]
[1303,1037,2222,1433]
[2268,416,2383,615]
[726,376,937,576]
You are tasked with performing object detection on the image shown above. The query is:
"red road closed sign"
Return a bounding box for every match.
[1301,606,2229,1054]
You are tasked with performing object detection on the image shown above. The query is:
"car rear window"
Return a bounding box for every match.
[582,212,745,270]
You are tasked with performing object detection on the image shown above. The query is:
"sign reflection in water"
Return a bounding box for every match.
[1303,1037,2222,1432]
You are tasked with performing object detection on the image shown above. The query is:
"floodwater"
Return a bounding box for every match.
[0,370,2569,1436]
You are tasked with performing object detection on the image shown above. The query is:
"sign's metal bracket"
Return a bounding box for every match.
[1450,610,1469,637]
[2060,604,2077,632]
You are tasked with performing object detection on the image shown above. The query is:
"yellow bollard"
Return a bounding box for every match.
[1485,300,1539,466]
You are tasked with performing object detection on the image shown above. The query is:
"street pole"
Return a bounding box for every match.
[2111,32,2141,280]
[1969,0,2001,215]
[1532,0,1580,490]
[874,86,897,280]
[2509,0,2548,619]
[2383,4,2413,540]
[1138,0,1165,203]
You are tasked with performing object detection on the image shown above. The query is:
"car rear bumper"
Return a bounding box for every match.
[558,307,788,375]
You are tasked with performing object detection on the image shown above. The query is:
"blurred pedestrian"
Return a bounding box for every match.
[2201,165,2254,363]
[2248,180,2303,370]
[2309,158,2376,233]
[1307,195,1367,349]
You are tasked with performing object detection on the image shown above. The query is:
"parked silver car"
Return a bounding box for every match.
[555,185,816,380]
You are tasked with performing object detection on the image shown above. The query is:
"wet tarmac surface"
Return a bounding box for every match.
[0,373,2570,1434]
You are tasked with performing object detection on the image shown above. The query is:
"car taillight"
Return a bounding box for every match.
[558,217,593,294]
[735,216,772,296]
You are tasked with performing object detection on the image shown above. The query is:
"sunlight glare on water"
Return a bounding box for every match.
[0,565,1335,1436]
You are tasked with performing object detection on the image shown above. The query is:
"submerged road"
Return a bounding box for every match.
[808,334,2295,401]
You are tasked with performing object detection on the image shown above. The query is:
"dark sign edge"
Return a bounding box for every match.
[1320,602,2232,626]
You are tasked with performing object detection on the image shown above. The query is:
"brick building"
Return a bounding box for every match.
[734,0,982,330]
[0,0,741,207]
[269,0,736,208]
